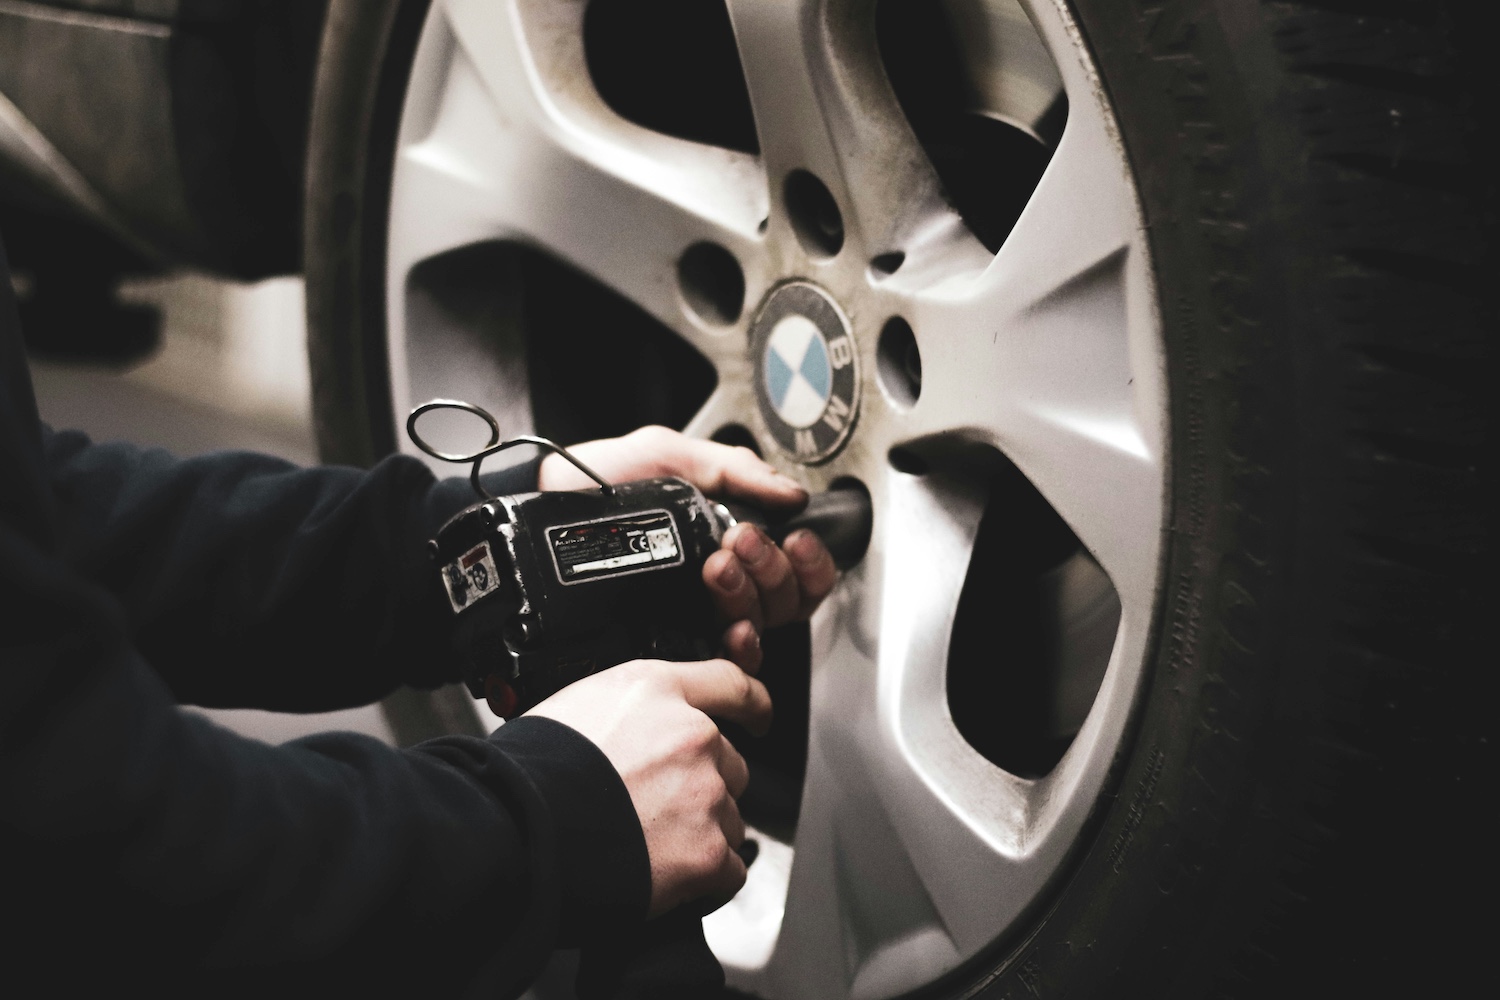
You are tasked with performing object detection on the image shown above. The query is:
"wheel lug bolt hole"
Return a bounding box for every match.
[869,251,905,277]
[711,423,763,457]
[877,316,922,409]
[784,170,844,258]
[677,242,745,325]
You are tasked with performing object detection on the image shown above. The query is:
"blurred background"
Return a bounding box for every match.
[3,0,380,741]
[23,269,395,746]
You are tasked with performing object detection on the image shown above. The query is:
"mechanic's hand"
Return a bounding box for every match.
[706,522,836,674]
[526,657,771,917]
[538,426,839,673]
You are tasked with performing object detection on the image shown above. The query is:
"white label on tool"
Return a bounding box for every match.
[547,510,683,585]
[442,541,500,613]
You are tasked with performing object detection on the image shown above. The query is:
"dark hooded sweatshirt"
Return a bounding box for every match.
[0,235,667,997]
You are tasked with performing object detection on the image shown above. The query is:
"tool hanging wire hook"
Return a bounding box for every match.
[406,399,615,499]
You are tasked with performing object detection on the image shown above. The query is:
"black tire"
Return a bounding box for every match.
[303,0,485,745]
[959,2,1490,995]
[303,0,1491,995]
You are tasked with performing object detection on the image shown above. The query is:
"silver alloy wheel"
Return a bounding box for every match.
[385,1,1165,997]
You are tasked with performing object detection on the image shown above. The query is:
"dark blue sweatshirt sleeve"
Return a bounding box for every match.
[38,426,535,711]
[0,237,651,994]
[0,474,652,995]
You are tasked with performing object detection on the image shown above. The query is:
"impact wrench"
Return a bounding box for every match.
[409,399,874,719]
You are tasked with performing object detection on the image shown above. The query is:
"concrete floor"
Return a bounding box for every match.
[27,273,393,746]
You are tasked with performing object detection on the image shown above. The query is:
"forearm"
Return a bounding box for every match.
[0,540,643,990]
[40,426,537,709]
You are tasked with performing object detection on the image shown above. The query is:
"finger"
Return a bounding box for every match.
[720,620,763,676]
[715,788,747,849]
[705,837,749,902]
[784,529,839,617]
[667,659,773,735]
[537,426,678,490]
[727,524,801,627]
[703,549,763,630]
[678,438,805,508]
[538,426,807,507]
[536,438,629,492]
[716,733,751,799]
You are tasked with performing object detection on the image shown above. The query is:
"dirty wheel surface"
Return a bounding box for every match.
[305,1,1489,996]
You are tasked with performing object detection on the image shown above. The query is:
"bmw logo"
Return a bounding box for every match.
[750,282,859,463]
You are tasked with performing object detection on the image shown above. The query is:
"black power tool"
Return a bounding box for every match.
[410,401,873,719]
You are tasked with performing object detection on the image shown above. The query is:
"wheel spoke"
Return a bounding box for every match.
[733,471,987,998]
[388,0,767,372]
[893,97,1164,603]
[680,365,757,443]
[731,468,1144,999]
[723,0,960,263]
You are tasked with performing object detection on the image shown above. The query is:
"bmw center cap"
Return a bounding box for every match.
[750,282,859,463]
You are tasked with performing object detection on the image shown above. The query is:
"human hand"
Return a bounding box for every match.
[538,426,839,672]
[526,657,772,916]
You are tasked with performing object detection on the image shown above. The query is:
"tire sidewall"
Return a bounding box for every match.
[961,1,1486,996]
[305,0,433,470]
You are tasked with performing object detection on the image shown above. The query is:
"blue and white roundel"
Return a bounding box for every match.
[749,281,860,463]
[763,315,832,429]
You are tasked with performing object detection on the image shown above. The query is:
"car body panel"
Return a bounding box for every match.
[0,0,325,277]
